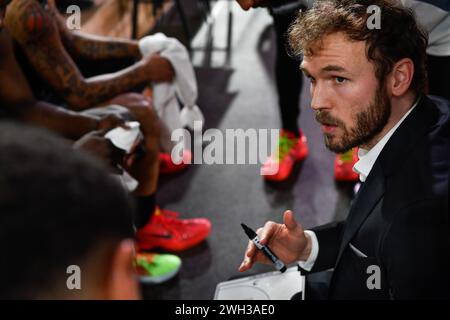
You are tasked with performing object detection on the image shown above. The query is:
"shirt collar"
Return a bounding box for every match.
[353,100,419,182]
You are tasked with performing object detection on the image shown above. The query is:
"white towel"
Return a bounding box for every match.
[105,121,143,192]
[139,33,204,152]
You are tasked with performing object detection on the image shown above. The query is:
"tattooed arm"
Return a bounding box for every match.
[61,30,142,61]
[0,24,102,139]
[46,0,142,61]
[5,0,173,110]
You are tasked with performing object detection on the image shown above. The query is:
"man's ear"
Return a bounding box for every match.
[105,239,141,300]
[388,58,414,97]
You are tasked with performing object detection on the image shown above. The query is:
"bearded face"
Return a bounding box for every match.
[315,82,391,153]
[301,32,394,154]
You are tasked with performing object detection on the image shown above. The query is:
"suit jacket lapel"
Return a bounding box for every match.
[333,96,439,267]
[335,161,385,266]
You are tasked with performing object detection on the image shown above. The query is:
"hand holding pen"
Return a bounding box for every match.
[239,210,312,272]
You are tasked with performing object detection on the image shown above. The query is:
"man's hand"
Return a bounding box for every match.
[109,93,159,138]
[73,130,125,173]
[109,93,152,111]
[236,0,270,10]
[97,114,126,131]
[239,210,311,272]
[143,53,175,83]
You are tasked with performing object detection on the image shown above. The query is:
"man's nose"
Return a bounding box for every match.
[310,83,331,111]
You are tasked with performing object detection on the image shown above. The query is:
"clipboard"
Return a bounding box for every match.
[214,266,305,300]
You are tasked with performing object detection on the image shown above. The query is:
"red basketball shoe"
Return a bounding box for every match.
[261,130,308,181]
[136,207,211,252]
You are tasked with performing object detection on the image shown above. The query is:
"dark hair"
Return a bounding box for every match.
[289,0,428,95]
[0,122,134,299]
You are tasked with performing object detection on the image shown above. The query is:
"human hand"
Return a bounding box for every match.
[239,210,311,272]
[110,93,159,141]
[236,0,270,10]
[97,113,127,131]
[73,130,125,173]
[143,53,175,83]
[109,93,152,110]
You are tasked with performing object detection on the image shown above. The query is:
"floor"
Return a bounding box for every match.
[141,1,354,300]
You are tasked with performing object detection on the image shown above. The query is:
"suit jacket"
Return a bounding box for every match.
[308,96,450,299]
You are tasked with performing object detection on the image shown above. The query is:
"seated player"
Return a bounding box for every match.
[0,0,211,283]
[5,0,191,173]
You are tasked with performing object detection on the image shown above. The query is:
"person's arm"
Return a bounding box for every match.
[20,100,99,140]
[20,100,126,141]
[46,0,142,61]
[382,198,450,299]
[5,0,173,110]
[1,34,100,140]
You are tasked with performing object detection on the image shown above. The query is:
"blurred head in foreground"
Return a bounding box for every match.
[0,122,139,299]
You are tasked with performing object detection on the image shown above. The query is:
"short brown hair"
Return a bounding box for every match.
[289,0,428,95]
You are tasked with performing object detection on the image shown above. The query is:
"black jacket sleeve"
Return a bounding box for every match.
[306,221,345,273]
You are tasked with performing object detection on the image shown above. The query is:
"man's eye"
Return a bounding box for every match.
[335,77,347,84]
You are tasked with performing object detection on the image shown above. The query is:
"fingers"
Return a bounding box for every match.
[236,0,268,10]
[245,238,257,258]
[259,221,277,245]
[239,223,277,272]
[149,54,175,82]
[119,122,131,130]
[283,210,298,231]
[239,240,256,272]
[236,0,252,10]
[239,212,303,272]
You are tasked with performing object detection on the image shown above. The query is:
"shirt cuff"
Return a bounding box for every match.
[297,230,319,272]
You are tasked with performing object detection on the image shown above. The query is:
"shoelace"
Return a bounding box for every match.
[339,149,354,163]
[275,135,296,162]
[135,257,155,275]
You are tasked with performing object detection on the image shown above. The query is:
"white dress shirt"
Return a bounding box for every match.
[298,101,418,271]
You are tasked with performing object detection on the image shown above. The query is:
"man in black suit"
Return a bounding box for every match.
[239,0,450,299]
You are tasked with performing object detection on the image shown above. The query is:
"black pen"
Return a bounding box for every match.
[241,223,287,273]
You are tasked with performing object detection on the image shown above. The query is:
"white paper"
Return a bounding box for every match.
[214,266,305,300]
[105,122,142,192]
